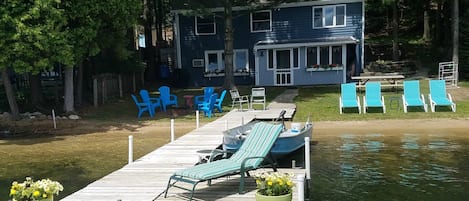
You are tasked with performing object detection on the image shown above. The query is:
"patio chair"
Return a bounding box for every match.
[164,122,283,200]
[194,87,214,107]
[198,93,218,118]
[250,87,266,110]
[139,89,162,114]
[130,94,153,118]
[339,83,361,114]
[158,86,178,112]
[363,82,386,113]
[402,80,428,113]
[214,90,227,113]
[230,89,249,110]
[428,80,456,112]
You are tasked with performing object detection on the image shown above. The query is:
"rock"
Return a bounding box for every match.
[31,112,42,116]
[68,114,80,120]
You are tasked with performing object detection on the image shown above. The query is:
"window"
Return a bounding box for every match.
[205,50,249,76]
[251,10,272,32]
[234,50,249,72]
[313,5,346,28]
[306,45,344,68]
[196,16,215,35]
[267,48,300,69]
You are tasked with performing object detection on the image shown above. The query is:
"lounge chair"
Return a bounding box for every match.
[214,90,227,113]
[250,87,266,110]
[428,80,456,112]
[158,86,178,112]
[229,89,249,110]
[139,89,162,114]
[339,83,361,114]
[164,122,283,200]
[363,82,386,113]
[194,87,214,107]
[402,80,428,113]
[131,94,153,118]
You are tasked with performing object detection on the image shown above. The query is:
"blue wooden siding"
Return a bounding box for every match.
[176,2,363,87]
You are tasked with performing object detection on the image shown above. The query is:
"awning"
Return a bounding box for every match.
[253,36,359,51]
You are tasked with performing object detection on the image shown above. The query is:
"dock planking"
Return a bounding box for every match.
[61,106,304,201]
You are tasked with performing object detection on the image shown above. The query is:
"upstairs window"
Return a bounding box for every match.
[251,10,272,32]
[313,5,346,28]
[195,15,215,35]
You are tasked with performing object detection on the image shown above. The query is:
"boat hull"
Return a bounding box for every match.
[222,121,313,157]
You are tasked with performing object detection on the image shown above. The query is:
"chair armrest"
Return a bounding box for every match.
[240,156,266,172]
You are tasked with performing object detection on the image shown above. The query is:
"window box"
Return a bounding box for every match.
[306,64,343,71]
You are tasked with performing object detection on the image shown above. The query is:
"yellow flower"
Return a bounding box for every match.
[33,190,41,197]
[43,193,49,198]
[10,189,17,195]
[277,179,283,185]
[267,181,273,186]
[287,180,293,186]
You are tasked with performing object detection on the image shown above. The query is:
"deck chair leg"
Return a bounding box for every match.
[164,177,174,198]
[239,171,246,194]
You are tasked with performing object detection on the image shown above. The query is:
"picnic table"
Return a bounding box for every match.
[351,75,405,89]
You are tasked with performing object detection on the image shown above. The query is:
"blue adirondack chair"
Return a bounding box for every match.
[363,82,386,113]
[214,90,227,113]
[402,80,428,113]
[194,87,214,107]
[339,83,361,114]
[131,94,153,118]
[158,86,178,112]
[139,89,161,114]
[198,93,218,118]
[428,80,456,112]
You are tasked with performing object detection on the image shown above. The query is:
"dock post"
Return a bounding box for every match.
[304,137,311,179]
[196,110,200,128]
[170,119,175,142]
[224,120,228,130]
[128,135,133,164]
[296,174,305,201]
[52,109,56,129]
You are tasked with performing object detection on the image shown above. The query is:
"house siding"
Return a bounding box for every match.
[175,1,363,87]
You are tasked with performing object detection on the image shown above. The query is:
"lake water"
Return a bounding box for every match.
[308,133,469,201]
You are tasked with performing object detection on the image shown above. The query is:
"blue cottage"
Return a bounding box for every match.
[172,0,364,87]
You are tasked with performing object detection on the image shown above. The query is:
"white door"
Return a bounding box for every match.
[274,49,293,86]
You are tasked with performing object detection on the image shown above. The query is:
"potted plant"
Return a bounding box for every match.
[254,172,294,201]
[10,177,63,201]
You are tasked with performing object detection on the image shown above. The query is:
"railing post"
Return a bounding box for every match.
[170,119,175,142]
[305,137,311,180]
[128,135,133,164]
[296,174,305,201]
[52,109,57,129]
[196,110,200,128]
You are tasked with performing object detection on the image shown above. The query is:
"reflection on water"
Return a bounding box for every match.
[311,133,469,201]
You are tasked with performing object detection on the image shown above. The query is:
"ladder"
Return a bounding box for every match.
[438,61,458,88]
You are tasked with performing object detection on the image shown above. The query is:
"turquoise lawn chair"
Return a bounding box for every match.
[363,82,386,113]
[214,89,227,113]
[139,89,161,115]
[428,80,456,112]
[339,83,361,114]
[402,80,428,113]
[158,86,178,112]
[164,122,283,201]
[194,87,214,107]
[198,93,218,118]
[131,94,153,118]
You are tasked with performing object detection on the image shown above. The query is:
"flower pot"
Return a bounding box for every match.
[255,192,292,201]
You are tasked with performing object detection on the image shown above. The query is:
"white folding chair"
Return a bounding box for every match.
[229,89,249,111]
[250,87,266,110]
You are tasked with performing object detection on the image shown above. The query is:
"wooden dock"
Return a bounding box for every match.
[61,97,305,201]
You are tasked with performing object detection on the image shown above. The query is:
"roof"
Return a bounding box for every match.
[253,36,360,50]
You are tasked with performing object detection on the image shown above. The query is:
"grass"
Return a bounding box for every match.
[0,83,467,200]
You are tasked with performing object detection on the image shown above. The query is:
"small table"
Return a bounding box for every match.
[183,95,194,109]
[388,96,401,110]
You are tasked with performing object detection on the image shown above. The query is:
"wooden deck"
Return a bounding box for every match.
[60,105,305,201]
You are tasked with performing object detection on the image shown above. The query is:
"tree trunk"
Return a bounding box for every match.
[29,73,43,106]
[452,0,459,64]
[423,4,431,42]
[392,0,400,61]
[434,2,442,46]
[75,61,83,107]
[222,0,235,90]
[63,67,75,113]
[1,69,20,120]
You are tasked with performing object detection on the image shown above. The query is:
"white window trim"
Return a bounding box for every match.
[250,10,272,33]
[204,50,224,73]
[270,48,299,70]
[195,16,216,35]
[312,4,346,29]
[204,49,250,77]
[305,45,346,68]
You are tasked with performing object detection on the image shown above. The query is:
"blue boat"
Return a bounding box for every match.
[222,112,313,157]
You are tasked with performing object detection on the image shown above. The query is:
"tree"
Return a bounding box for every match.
[0,0,70,119]
[452,0,458,64]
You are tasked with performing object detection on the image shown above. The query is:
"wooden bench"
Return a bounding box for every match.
[351,75,405,91]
